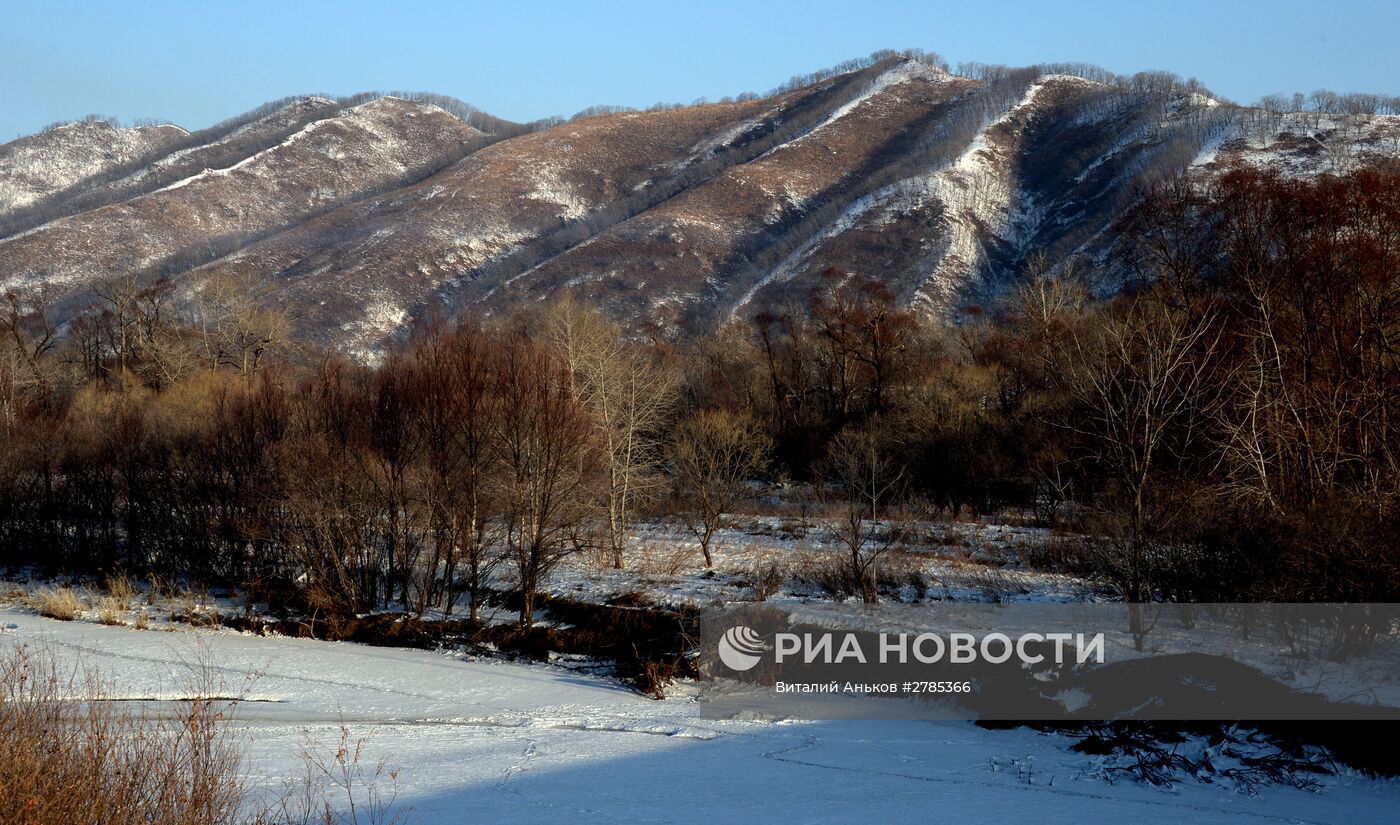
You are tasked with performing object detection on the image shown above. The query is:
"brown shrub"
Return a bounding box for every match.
[959,564,1031,603]
[1018,533,1097,576]
[635,539,694,578]
[739,560,789,601]
[790,549,856,599]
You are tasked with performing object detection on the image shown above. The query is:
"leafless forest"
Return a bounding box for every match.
[2,164,1399,627]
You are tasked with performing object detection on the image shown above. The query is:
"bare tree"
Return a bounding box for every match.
[408,319,503,621]
[494,332,601,626]
[89,275,143,381]
[1050,295,1225,642]
[548,300,678,569]
[362,350,427,610]
[188,271,291,378]
[0,290,59,418]
[819,425,917,603]
[669,409,769,567]
[809,270,918,420]
[281,360,384,613]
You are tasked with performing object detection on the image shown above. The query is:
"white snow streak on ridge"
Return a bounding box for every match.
[150,98,421,195]
[733,76,1069,317]
[748,61,950,168]
[906,78,1083,308]
[152,115,341,193]
[689,117,762,161]
[726,64,958,313]
[0,123,185,215]
[808,61,944,136]
[114,98,338,189]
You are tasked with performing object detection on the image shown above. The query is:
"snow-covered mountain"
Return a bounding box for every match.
[0,118,187,216]
[2,57,1396,349]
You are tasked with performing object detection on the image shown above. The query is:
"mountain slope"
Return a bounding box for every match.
[183,62,898,350]
[489,61,980,329]
[0,119,187,217]
[0,97,487,300]
[1,56,1395,350]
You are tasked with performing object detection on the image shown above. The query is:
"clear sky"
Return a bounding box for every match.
[3,0,1398,140]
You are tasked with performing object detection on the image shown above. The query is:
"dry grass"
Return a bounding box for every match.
[96,595,126,626]
[0,645,407,825]
[103,574,137,603]
[268,725,409,825]
[0,644,244,825]
[1017,533,1098,576]
[146,575,165,605]
[789,546,936,603]
[957,564,1032,604]
[789,547,857,598]
[97,575,136,626]
[32,586,85,621]
[634,539,695,578]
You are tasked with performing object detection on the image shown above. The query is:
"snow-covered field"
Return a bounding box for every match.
[541,515,1094,610]
[3,608,1396,824]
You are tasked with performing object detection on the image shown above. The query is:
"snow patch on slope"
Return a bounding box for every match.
[1191,111,1400,176]
[735,76,1064,316]
[812,61,946,134]
[523,161,589,220]
[340,292,408,362]
[898,78,1073,308]
[0,122,185,215]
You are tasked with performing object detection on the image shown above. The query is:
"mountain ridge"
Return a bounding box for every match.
[2,54,1397,352]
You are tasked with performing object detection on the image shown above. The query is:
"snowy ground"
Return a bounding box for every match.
[3,609,1396,824]
[0,514,1092,632]
[542,515,1096,611]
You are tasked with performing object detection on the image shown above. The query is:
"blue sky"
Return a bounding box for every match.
[3,0,1397,139]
